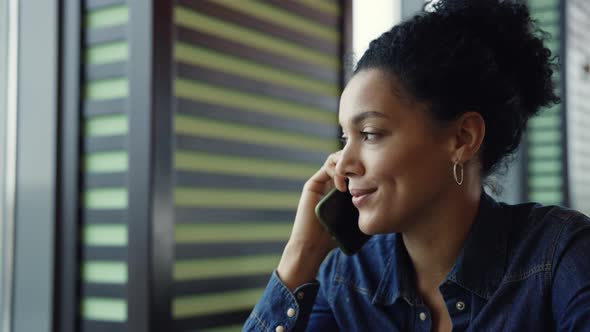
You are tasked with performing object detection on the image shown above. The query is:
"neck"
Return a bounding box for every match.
[402,178,482,294]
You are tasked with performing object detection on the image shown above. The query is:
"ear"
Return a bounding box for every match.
[451,111,485,164]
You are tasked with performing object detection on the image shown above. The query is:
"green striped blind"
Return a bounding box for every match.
[81,1,130,331]
[525,0,566,205]
[172,0,342,330]
[565,0,590,215]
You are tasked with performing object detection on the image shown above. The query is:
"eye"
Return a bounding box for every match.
[361,131,380,142]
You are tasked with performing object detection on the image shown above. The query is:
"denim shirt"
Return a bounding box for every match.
[244,190,590,331]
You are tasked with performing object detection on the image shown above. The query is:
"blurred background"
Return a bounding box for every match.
[0,0,588,331]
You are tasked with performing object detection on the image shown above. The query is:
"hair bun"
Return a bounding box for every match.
[427,0,560,118]
[428,0,507,15]
[429,0,469,14]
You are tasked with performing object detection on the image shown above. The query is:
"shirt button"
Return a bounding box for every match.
[456,301,466,311]
[287,308,296,317]
[419,312,427,321]
[296,291,304,300]
[275,325,285,332]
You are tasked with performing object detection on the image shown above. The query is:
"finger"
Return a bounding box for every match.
[324,151,342,175]
[306,151,343,192]
[328,151,347,191]
[334,175,347,192]
[310,150,342,182]
[310,165,331,183]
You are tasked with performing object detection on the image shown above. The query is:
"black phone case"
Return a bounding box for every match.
[315,188,371,255]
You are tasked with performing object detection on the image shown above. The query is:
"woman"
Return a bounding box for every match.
[244,0,590,331]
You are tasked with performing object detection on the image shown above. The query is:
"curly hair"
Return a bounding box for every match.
[354,0,560,180]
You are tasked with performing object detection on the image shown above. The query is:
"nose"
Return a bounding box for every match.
[335,143,364,178]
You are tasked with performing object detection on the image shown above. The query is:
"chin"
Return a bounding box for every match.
[359,211,402,235]
[358,214,384,235]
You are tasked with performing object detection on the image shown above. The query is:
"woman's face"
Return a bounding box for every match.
[337,69,456,235]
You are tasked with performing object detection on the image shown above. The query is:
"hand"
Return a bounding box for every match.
[277,151,347,291]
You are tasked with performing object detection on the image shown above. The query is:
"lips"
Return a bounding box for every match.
[349,188,377,208]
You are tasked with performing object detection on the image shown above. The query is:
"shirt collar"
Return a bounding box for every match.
[371,233,418,305]
[372,189,508,305]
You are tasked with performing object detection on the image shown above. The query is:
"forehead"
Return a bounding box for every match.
[338,69,417,126]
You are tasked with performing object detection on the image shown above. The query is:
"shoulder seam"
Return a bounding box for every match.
[546,206,587,290]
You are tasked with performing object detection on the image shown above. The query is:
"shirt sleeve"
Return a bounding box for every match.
[242,270,320,332]
[551,213,590,331]
[305,273,339,330]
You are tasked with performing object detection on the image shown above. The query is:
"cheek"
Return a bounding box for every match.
[389,140,448,180]
[367,143,440,185]
[360,135,451,203]
[369,144,449,211]
[364,144,406,175]
[357,136,451,233]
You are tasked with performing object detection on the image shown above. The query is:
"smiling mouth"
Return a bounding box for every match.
[349,188,377,208]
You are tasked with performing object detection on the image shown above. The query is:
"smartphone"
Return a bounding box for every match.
[315,188,372,256]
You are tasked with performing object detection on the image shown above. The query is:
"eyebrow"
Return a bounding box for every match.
[351,111,388,125]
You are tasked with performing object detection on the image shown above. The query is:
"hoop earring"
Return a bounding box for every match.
[453,162,464,185]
